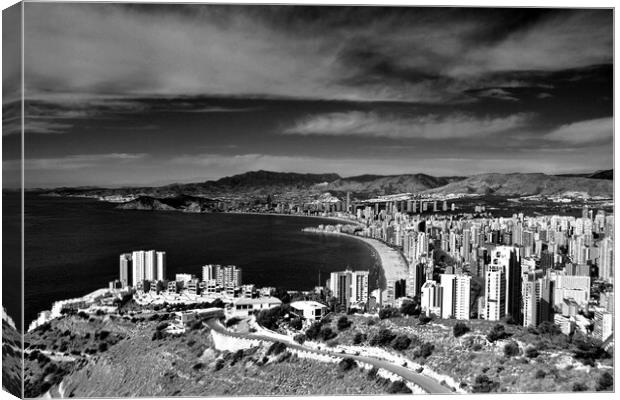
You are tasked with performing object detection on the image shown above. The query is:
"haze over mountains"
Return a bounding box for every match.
[42,169,613,200]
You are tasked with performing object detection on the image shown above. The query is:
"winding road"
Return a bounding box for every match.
[206,319,452,394]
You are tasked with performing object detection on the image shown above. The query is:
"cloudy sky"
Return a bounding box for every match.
[2,4,613,188]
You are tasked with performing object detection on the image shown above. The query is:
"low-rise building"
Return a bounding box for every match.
[230,296,282,317]
[290,301,328,325]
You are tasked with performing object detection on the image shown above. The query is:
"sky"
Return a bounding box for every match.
[1,4,614,188]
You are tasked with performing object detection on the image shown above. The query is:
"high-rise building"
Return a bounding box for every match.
[593,307,613,342]
[490,246,522,323]
[406,262,426,298]
[599,237,613,282]
[119,253,131,287]
[156,251,166,281]
[131,250,145,287]
[421,280,442,317]
[484,264,506,321]
[201,264,242,296]
[440,273,471,320]
[144,250,156,281]
[329,269,370,308]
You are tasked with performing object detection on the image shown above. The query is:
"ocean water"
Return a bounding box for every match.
[18,193,379,326]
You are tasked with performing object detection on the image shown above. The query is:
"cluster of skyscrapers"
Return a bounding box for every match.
[119,250,166,287]
[349,203,613,342]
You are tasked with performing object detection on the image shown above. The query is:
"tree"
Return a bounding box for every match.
[596,372,613,391]
[267,342,287,356]
[369,328,396,346]
[319,326,337,341]
[418,314,433,325]
[337,316,352,331]
[289,318,303,331]
[400,299,419,316]
[572,383,588,392]
[453,322,470,338]
[504,341,520,357]
[538,321,561,336]
[487,324,510,342]
[293,333,306,344]
[387,380,412,394]
[391,334,412,351]
[338,357,357,372]
[472,374,499,393]
[379,307,401,319]
[415,342,434,358]
[524,346,539,358]
[348,332,362,345]
[305,322,322,340]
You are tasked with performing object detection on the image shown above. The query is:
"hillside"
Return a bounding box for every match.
[116,195,219,212]
[423,173,613,198]
[42,169,613,200]
[325,174,465,197]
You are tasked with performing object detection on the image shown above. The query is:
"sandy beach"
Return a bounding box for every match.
[303,228,409,283]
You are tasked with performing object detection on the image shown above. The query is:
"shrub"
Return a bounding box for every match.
[293,334,306,344]
[214,358,225,371]
[596,372,613,391]
[453,322,470,338]
[472,343,482,351]
[337,316,352,331]
[267,342,287,356]
[96,330,110,340]
[415,342,435,359]
[472,374,499,393]
[400,300,419,316]
[230,349,244,365]
[192,363,203,370]
[338,357,357,372]
[504,341,520,357]
[535,370,546,379]
[418,315,432,325]
[367,367,378,380]
[487,324,510,342]
[225,317,242,328]
[525,346,539,358]
[353,332,366,345]
[391,334,412,351]
[387,380,412,394]
[319,327,337,341]
[572,383,588,392]
[289,318,303,331]
[155,322,168,331]
[379,307,401,319]
[369,329,396,347]
[305,322,322,340]
[538,321,561,336]
[98,342,108,352]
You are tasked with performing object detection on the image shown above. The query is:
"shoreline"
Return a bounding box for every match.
[226,210,363,227]
[302,228,409,285]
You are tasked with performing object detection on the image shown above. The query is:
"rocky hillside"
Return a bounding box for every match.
[422,173,613,198]
[325,174,465,197]
[42,169,613,200]
[116,195,219,212]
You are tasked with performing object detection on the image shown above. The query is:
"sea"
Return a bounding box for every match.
[5,193,379,328]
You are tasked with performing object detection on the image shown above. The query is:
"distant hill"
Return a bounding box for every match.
[422,172,613,197]
[42,169,613,200]
[555,169,613,180]
[325,173,466,197]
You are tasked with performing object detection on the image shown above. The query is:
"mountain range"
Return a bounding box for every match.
[41,169,613,200]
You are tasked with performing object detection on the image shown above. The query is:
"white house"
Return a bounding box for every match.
[230,296,282,317]
[290,301,328,324]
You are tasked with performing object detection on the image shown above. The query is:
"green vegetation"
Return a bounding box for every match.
[453,322,470,338]
[472,374,499,393]
[379,307,401,319]
[387,380,412,394]
[596,372,613,391]
[337,316,352,331]
[487,324,510,342]
[338,357,357,372]
[503,341,520,357]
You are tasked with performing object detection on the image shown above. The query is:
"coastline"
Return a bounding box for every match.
[302,228,409,286]
[226,210,363,227]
